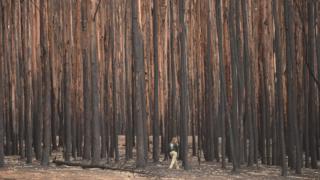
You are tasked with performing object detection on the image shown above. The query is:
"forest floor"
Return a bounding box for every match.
[0,136,319,180]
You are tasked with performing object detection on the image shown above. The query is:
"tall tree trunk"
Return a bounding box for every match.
[284,0,302,174]
[0,1,5,166]
[152,0,160,163]
[307,0,318,169]
[124,0,133,160]
[110,0,119,162]
[91,2,101,165]
[241,0,254,167]
[24,0,33,163]
[40,0,51,166]
[228,0,239,171]
[81,0,92,161]
[272,0,287,175]
[203,0,214,161]
[179,0,189,170]
[63,0,72,162]
[216,0,227,169]
[132,0,147,168]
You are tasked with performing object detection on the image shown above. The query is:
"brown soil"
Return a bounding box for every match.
[0,136,319,180]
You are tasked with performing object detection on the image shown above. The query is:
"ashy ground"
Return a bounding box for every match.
[0,136,319,180]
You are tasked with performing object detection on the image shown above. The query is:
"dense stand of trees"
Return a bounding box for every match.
[0,0,319,176]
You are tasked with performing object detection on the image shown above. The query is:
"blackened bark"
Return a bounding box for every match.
[132,0,147,168]
[235,0,244,165]
[18,0,25,158]
[63,0,72,162]
[170,0,177,139]
[204,1,214,161]
[124,1,133,160]
[110,0,119,162]
[241,0,254,167]
[228,0,239,171]
[152,0,159,163]
[81,0,92,161]
[0,1,4,166]
[272,0,287,175]
[24,0,33,163]
[91,8,101,165]
[216,0,227,169]
[40,0,51,166]
[284,0,302,174]
[307,0,318,169]
[179,0,189,170]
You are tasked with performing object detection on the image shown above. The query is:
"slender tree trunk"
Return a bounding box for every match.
[216,0,227,169]
[284,0,301,174]
[0,1,5,166]
[91,3,101,165]
[179,0,189,170]
[17,0,25,158]
[272,0,287,175]
[63,0,72,162]
[152,0,160,163]
[235,0,244,165]
[81,0,92,161]
[132,0,147,168]
[241,0,254,167]
[228,0,239,171]
[307,0,318,169]
[24,0,33,163]
[110,0,119,162]
[124,0,133,160]
[40,0,51,166]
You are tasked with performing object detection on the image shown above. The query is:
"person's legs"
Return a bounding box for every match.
[169,151,177,169]
[174,158,179,169]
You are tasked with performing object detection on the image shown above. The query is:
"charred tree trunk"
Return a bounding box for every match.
[81,0,92,161]
[152,0,160,163]
[307,0,318,170]
[272,0,287,175]
[91,3,101,165]
[203,0,214,162]
[63,0,72,162]
[0,1,4,166]
[241,0,254,167]
[111,0,119,162]
[284,0,302,174]
[40,0,51,166]
[24,0,33,163]
[216,0,227,169]
[228,0,239,171]
[132,0,147,168]
[179,0,189,170]
[124,0,133,160]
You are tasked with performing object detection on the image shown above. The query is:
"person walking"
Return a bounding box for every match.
[169,137,179,169]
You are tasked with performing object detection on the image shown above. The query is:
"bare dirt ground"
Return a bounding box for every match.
[0,136,319,180]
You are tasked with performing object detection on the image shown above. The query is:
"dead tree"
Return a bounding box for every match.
[203,0,214,162]
[132,0,147,168]
[24,0,33,164]
[152,0,160,163]
[272,0,287,175]
[81,0,92,161]
[40,0,51,166]
[307,0,318,170]
[178,0,189,170]
[91,1,101,165]
[284,0,302,174]
[63,0,73,162]
[228,0,239,171]
[0,0,4,166]
[216,0,227,169]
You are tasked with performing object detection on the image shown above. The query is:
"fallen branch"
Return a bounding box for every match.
[52,159,152,176]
